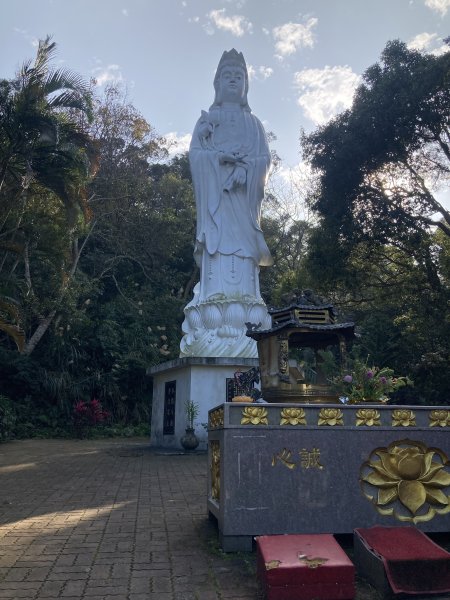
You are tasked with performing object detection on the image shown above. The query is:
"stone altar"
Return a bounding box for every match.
[207,402,450,551]
[180,49,273,359]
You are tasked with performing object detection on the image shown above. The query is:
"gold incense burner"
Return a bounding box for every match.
[246,292,355,404]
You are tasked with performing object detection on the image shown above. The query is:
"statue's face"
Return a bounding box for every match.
[219,65,246,103]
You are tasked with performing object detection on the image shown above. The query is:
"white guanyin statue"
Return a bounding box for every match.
[180,49,273,358]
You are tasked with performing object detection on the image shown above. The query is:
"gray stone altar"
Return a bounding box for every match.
[207,403,450,551]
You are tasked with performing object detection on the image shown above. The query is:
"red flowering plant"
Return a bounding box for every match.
[331,359,412,404]
[72,398,109,438]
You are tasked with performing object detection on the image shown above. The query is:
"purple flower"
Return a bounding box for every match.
[380,376,387,385]
[366,370,374,379]
[343,375,353,383]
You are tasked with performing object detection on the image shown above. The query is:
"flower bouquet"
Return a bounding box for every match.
[332,360,412,404]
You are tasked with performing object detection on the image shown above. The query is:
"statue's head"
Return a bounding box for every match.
[211,49,250,110]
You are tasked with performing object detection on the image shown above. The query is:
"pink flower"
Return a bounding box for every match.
[73,401,88,415]
[380,376,387,384]
[366,370,374,379]
[343,375,353,383]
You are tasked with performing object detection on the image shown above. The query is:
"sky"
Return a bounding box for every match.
[1,0,450,172]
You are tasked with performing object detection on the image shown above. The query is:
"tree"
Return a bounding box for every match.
[47,88,197,420]
[301,40,450,403]
[0,37,98,354]
[302,40,450,286]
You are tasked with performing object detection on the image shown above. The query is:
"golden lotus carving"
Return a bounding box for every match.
[360,439,450,523]
[392,409,416,427]
[209,407,224,429]
[280,407,306,426]
[356,409,381,427]
[429,410,450,427]
[318,408,343,426]
[241,406,268,425]
[210,441,220,502]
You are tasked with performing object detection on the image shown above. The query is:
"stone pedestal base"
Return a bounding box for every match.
[148,357,258,450]
[180,298,271,359]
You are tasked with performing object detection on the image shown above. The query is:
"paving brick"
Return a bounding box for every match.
[2,568,30,582]
[60,580,85,596]
[38,580,66,596]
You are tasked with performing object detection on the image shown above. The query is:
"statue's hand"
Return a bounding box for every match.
[219,152,238,165]
[233,165,247,186]
[223,165,247,192]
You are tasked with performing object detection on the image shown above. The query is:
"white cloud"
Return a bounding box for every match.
[407,32,449,55]
[273,19,318,58]
[91,64,123,87]
[294,65,360,125]
[14,27,38,47]
[121,8,129,16]
[164,132,192,159]
[424,0,450,15]
[247,64,274,81]
[206,8,253,37]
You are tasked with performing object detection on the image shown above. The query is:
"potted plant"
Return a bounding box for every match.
[180,400,200,451]
[331,359,412,404]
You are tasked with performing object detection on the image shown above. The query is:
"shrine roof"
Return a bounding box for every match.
[246,319,355,341]
[268,302,335,313]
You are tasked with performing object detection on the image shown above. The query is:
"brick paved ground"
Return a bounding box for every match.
[0,439,259,600]
[0,438,383,600]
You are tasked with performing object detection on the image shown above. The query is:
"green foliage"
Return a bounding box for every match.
[302,40,450,286]
[330,358,412,404]
[300,40,450,405]
[185,400,199,429]
[0,395,16,440]
[0,52,197,435]
[0,36,99,356]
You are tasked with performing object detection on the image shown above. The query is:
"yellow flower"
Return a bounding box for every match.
[429,410,450,427]
[392,409,416,427]
[318,408,343,426]
[241,406,268,425]
[361,440,450,522]
[356,409,381,427]
[280,407,306,426]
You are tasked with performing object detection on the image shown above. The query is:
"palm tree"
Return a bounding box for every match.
[0,36,97,211]
[0,37,99,353]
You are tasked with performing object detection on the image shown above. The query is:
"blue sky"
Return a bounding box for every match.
[1,0,449,170]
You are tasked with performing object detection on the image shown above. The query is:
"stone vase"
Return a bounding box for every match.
[180,427,199,451]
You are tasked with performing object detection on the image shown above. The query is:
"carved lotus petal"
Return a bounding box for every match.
[356,409,380,426]
[318,408,343,426]
[378,487,398,506]
[426,488,449,506]
[241,406,268,425]
[360,440,450,522]
[398,480,426,515]
[429,410,450,427]
[423,469,450,487]
[392,409,416,427]
[397,453,425,480]
[280,408,306,426]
